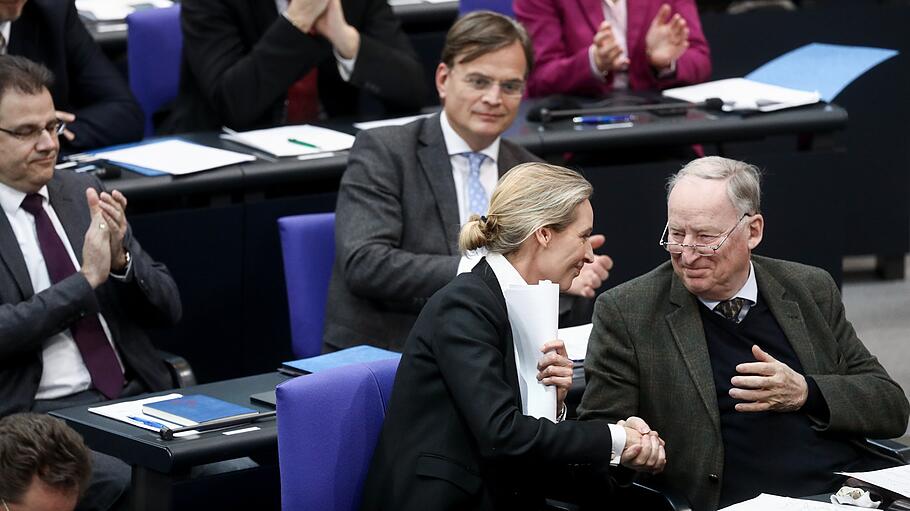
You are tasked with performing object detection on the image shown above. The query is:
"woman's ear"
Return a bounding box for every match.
[535,227,552,248]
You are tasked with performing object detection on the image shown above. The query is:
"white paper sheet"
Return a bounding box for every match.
[719,493,854,511]
[89,394,181,430]
[76,0,173,21]
[221,125,355,157]
[662,78,820,112]
[93,139,255,175]
[558,323,592,361]
[352,114,431,130]
[503,280,560,422]
[838,464,910,498]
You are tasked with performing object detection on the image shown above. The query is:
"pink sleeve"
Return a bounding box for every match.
[514,0,613,97]
[657,0,712,89]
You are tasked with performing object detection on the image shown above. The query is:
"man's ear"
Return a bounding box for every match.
[747,214,764,250]
[435,62,449,101]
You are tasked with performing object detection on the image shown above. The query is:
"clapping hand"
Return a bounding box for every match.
[567,234,613,298]
[645,4,689,71]
[591,22,629,74]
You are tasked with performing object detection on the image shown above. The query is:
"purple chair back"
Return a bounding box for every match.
[459,0,514,16]
[276,358,399,511]
[278,213,335,358]
[126,4,183,136]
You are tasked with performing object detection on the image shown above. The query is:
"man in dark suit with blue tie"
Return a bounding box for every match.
[324,11,615,352]
[0,55,180,510]
[0,0,144,152]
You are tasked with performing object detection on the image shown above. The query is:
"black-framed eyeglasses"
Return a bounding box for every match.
[0,120,66,141]
[455,69,525,97]
[659,212,750,256]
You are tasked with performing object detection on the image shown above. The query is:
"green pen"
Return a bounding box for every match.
[287,138,320,149]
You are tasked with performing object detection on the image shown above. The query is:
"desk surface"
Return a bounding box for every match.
[51,372,291,473]
[104,103,847,207]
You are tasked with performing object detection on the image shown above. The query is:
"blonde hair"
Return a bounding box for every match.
[459,162,592,255]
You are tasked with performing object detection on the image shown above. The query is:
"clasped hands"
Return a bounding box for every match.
[591,3,689,75]
[81,188,130,289]
[729,345,809,412]
[286,0,360,59]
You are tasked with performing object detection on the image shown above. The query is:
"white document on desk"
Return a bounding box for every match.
[838,464,910,498]
[663,78,820,112]
[719,493,854,510]
[93,139,255,175]
[503,280,559,423]
[558,323,592,361]
[76,0,173,21]
[221,125,355,158]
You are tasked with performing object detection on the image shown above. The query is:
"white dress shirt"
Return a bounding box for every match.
[0,21,10,54]
[698,261,758,322]
[0,183,124,399]
[485,252,626,464]
[276,0,357,80]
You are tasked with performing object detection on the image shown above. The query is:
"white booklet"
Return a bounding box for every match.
[93,139,255,176]
[221,125,356,158]
[663,77,820,112]
[88,393,193,435]
[503,280,560,423]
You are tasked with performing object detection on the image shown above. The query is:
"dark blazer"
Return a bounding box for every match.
[323,114,538,352]
[579,255,910,511]
[172,0,426,132]
[8,0,144,152]
[0,170,182,417]
[361,259,615,511]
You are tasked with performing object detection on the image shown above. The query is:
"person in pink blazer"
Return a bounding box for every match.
[514,0,711,97]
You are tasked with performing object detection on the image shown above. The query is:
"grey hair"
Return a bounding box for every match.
[667,156,762,215]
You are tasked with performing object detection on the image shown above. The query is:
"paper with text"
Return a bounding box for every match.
[221,125,355,157]
[93,139,255,175]
[503,280,560,422]
[838,464,910,498]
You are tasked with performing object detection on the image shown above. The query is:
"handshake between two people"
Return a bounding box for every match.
[537,340,666,474]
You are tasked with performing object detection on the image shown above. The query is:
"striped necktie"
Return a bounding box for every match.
[463,152,489,216]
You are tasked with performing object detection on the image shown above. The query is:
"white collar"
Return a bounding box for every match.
[0,21,10,52]
[484,252,528,295]
[0,181,48,216]
[439,111,500,163]
[698,261,758,310]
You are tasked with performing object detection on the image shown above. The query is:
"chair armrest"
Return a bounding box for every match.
[868,438,910,464]
[159,350,196,388]
[629,480,693,511]
[544,479,692,511]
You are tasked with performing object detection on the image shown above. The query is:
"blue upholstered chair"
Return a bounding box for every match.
[458,0,514,17]
[277,212,336,359]
[126,4,182,136]
[276,358,399,511]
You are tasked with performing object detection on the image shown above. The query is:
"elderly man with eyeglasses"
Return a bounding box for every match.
[579,156,909,511]
[0,55,182,511]
[324,11,614,352]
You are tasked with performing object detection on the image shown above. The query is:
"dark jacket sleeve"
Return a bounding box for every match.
[60,0,144,151]
[334,128,459,302]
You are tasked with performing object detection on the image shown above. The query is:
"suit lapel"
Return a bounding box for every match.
[47,174,88,267]
[666,274,721,432]
[475,259,521,409]
[7,3,40,60]
[417,116,460,254]
[754,260,821,374]
[0,209,34,298]
[575,0,606,34]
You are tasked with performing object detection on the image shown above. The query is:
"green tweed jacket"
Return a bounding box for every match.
[579,255,909,511]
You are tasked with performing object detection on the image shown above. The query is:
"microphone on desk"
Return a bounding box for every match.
[532,97,726,124]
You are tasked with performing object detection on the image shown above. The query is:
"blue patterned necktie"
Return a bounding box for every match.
[463,152,489,216]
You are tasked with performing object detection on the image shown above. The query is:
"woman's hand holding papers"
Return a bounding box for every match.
[537,340,574,418]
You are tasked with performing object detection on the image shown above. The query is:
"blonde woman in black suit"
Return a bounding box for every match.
[361,163,666,511]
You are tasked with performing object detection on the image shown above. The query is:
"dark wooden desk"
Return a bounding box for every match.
[51,372,290,511]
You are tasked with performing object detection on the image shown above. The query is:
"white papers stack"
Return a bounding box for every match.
[93,139,256,175]
[663,78,820,112]
[221,125,356,158]
[76,0,173,21]
[558,323,593,361]
[719,493,854,510]
[503,280,560,422]
[838,464,910,498]
[88,393,196,437]
[353,114,430,131]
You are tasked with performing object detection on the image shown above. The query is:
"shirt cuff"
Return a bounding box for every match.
[334,48,357,82]
[607,423,627,466]
[457,251,484,275]
[588,45,608,82]
[655,58,677,79]
[109,252,133,281]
